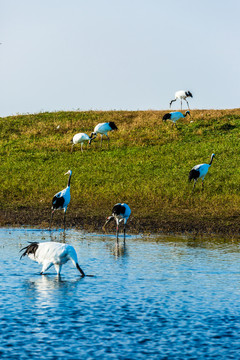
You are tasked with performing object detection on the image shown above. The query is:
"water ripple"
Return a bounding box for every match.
[1,228,240,359]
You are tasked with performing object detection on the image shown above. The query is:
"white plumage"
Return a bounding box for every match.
[20,241,85,276]
[163,111,190,126]
[90,122,118,147]
[103,203,131,241]
[170,90,193,110]
[71,133,91,152]
[189,153,215,191]
[50,170,72,229]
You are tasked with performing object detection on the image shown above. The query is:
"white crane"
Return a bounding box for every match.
[170,90,193,110]
[163,111,190,126]
[189,153,215,191]
[90,122,118,147]
[20,241,85,276]
[50,170,72,229]
[102,203,131,241]
[71,133,91,153]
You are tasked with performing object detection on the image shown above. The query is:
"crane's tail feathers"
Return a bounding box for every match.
[188,169,200,182]
[109,122,118,130]
[163,113,171,121]
[19,242,39,259]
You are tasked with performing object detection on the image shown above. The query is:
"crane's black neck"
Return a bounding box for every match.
[209,156,214,166]
[67,173,71,187]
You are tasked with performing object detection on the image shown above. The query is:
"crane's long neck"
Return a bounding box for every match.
[209,156,214,166]
[67,173,71,187]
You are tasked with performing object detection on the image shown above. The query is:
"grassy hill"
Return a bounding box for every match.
[0,109,240,235]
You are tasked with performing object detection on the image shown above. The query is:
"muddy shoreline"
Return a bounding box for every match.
[1,208,239,238]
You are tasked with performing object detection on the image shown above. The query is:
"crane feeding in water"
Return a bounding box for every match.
[20,241,85,276]
[169,90,193,110]
[188,153,215,191]
[102,203,131,241]
[50,170,72,229]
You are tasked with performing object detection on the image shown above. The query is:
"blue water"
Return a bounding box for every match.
[1,228,240,359]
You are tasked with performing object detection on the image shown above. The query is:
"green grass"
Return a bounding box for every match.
[0,109,240,234]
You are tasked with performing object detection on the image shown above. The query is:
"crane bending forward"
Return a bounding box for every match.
[103,203,131,241]
[170,90,193,110]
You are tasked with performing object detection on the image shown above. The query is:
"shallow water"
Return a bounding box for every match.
[1,228,240,359]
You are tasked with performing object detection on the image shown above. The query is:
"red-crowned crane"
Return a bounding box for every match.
[20,241,85,276]
[170,90,193,110]
[89,122,118,147]
[163,111,190,127]
[102,203,131,241]
[71,133,92,153]
[189,153,215,191]
[50,170,72,229]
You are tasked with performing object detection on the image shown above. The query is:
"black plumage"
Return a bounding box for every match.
[162,113,171,121]
[112,204,126,216]
[52,195,65,210]
[20,242,39,259]
[109,122,118,130]
[188,169,200,182]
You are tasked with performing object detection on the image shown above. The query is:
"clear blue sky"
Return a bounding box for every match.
[1,0,239,117]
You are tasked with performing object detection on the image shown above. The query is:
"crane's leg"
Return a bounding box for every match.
[202,180,204,191]
[181,100,182,110]
[116,226,119,242]
[54,264,62,275]
[40,262,53,275]
[49,210,55,229]
[123,225,126,243]
[107,135,110,148]
[71,144,74,153]
[116,219,119,243]
[81,143,83,153]
[186,99,190,109]
[192,180,197,193]
[100,135,103,148]
[63,210,67,230]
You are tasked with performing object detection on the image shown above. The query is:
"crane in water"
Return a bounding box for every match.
[103,203,131,241]
[20,241,85,276]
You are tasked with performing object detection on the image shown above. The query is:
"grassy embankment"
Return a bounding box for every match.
[0,109,240,235]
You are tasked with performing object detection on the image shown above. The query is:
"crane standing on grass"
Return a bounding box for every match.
[163,111,190,127]
[89,122,118,147]
[20,241,85,276]
[170,90,193,110]
[189,154,215,192]
[71,133,92,153]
